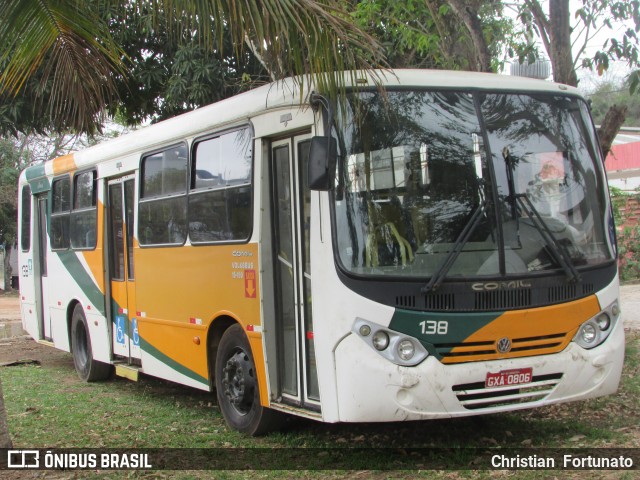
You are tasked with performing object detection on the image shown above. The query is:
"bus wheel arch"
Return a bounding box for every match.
[210,321,283,435]
[70,303,112,382]
[66,299,81,351]
[206,315,236,388]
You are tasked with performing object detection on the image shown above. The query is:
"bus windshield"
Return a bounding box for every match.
[333,90,613,280]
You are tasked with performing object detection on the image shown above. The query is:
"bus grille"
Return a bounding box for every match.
[436,332,569,363]
[474,289,531,310]
[414,283,596,312]
[453,373,563,410]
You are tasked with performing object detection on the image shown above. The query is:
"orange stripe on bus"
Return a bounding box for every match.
[443,295,601,363]
[134,243,268,400]
[52,154,77,175]
[81,200,105,293]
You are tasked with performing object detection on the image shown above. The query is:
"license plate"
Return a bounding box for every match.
[485,368,533,388]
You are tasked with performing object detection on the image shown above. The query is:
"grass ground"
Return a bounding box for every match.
[1,332,639,478]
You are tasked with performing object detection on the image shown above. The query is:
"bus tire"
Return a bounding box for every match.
[71,304,112,382]
[215,324,283,435]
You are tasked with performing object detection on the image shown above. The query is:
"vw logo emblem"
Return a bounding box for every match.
[497,337,512,353]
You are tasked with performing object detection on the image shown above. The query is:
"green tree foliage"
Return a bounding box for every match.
[0,138,29,248]
[611,188,640,281]
[589,80,640,127]
[351,0,513,72]
[103,3,269,125]
[0,78,56,137]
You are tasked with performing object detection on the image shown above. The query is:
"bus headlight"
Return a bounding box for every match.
[359,324,372,337]
[579,322,598,345]
[573,302,619,350]
[353,318,428,366]
[372,330,390,351]
[596,313,610,330]
[397,339,416,361]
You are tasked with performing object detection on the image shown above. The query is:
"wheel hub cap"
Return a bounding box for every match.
[222,350,255,414]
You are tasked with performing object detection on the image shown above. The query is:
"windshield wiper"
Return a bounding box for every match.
[421,199,486,294]
[502,148,580,283]
[515,193,581,283]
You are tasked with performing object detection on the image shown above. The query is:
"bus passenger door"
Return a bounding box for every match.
[107,176,140,361]
[271,135,320,409]
[35,195,52,341]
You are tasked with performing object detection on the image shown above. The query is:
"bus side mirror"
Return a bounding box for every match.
[307,136,337,191]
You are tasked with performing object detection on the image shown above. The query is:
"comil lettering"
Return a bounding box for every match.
[471,280,532,291]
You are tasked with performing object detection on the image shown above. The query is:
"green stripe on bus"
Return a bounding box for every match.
[111,297,209,388]
[57,251,105,316]
[389,309,502,359]
[25,164,50,194]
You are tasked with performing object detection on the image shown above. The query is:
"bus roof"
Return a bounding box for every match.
[20,69,581,185]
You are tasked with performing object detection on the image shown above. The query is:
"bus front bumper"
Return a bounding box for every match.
[333,317,625,422]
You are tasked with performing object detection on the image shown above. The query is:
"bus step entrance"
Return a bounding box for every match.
[114,362,140,381]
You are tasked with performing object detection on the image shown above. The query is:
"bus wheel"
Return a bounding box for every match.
[71,304,112,382]
[215,324,283,435]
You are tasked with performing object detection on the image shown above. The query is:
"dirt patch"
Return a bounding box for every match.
[0,292,72,367]
[0,291,21,321]
[0,336,73,368]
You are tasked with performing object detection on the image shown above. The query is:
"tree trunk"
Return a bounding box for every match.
[524,1,625,158]
[598,104,628,160]
[0,379,13,448]
[548,0,578,86]
[446,0,493,72]
[3,243,13,292]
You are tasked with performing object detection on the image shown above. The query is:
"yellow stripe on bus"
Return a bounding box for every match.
[81,200,105,295]
[52,154,77,175]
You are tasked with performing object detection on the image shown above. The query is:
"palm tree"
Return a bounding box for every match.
[0,0,385,134]
[0,0,127,133]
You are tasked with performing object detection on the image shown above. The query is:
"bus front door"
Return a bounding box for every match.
[107,176,140,362]
[271,135,320,409]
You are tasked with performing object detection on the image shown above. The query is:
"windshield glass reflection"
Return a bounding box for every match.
[333,90,612,280]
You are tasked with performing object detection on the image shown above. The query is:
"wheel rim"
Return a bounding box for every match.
[221,348,255,415]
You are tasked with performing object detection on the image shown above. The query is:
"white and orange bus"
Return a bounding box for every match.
[18,70,624,435]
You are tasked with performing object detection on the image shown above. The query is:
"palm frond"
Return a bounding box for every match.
[0,0,126,132]
[159,0,388,98]
[1,0,386,133]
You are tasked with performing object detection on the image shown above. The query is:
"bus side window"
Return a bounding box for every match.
[20,185,32,251]
[51,176,71,250]
[138,144,188,246]
[189,128,252,243]
[70,170,97,250]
